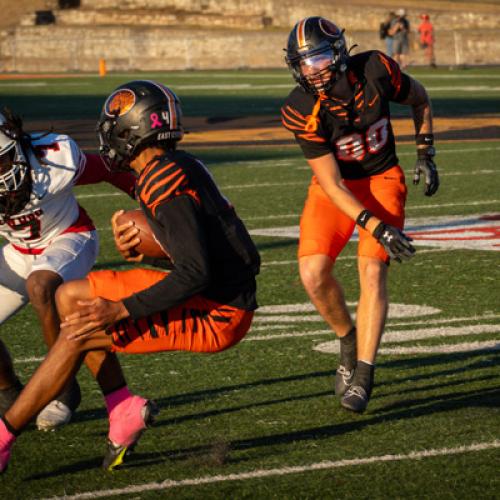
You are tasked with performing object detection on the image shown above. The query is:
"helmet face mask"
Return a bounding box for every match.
[97,80,184,172]
[285,17,349,95]
[0,113,31,217]
[298,49,337,93]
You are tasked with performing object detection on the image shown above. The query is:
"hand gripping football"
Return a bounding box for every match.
[115,209,167,259]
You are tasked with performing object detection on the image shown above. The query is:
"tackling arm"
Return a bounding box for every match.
[77,153,136,198]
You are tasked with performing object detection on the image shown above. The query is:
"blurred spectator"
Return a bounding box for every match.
[418,14,436,68]
[390,8,410,68]
[379,11,396,57]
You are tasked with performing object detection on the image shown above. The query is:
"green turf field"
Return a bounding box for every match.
[2,66,500,119]
[0,68,499,498]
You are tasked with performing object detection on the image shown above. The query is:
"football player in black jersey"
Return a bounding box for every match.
[281,17,439,413]
[0,80,260,473]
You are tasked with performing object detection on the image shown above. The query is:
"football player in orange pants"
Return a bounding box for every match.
[0,80,260,472]
[281,17,439,413]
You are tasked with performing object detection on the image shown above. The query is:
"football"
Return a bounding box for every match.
[115,209,168,259]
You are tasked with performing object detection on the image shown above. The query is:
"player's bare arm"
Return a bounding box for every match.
[399,76,440,196]
[399,76,433,141]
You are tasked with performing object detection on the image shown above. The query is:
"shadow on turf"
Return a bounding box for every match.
[151,385,500,466]
[67,368,337,427]
[28,384,499,479]
[379,350,499,370]
[377,373,499,398]
[25,350,499,478]
[51,350,499,428]
[377,351,500,389]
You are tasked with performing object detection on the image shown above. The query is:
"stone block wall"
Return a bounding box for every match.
[2,25,500,73]
[2,0,500,72]
[52,9,266,29]
[80,0,272,15]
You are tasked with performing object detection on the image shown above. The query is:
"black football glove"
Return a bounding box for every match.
[413,146,439,196]
[373,222,416,263]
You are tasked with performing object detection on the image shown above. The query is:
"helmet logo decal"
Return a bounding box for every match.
[145,80,180,131]
[150,112,163,129]
[296,18,310,51]
[319,19,339,37]
[104,89,136,117]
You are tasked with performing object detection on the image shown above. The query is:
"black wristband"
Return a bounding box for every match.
[416,133,434,146]
[372,221,385,239]
[356,209,374,229]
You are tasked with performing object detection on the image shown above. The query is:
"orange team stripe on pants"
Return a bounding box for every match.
[87,268,253,354]
[299,165,407,264]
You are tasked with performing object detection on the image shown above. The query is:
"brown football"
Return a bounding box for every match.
[115,209,168,259]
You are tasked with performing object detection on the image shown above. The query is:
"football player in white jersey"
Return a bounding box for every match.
[0,109,136,430]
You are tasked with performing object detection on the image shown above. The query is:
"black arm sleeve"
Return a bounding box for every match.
[123,195,211,319]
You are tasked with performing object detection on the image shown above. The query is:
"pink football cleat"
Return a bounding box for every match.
[103,397,158,471]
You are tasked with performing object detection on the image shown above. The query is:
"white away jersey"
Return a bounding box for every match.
[0,133,89,250]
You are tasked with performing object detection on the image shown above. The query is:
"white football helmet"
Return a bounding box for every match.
[0,111,31,216]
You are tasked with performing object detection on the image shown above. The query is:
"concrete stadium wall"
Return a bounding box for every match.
[75,0,500,30]
[80,0,272,16]
[2,0,500,72]
[17,1,500,31]
[2,26,500,73]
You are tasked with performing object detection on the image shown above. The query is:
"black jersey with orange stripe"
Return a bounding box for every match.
[123,150,260,319]
[281,50,411,179]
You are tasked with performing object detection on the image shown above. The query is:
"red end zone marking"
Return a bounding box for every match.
[409,226,500,241]
[480,214,500,221]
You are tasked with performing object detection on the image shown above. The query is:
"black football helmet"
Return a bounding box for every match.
[97,80,184,172]
[285,17,349,95]
[0,110,32,217]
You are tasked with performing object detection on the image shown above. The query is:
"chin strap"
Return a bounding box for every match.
[305,95,324,132]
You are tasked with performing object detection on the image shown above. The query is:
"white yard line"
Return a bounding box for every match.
[250,312,500,331]
[15,315,499,364]
[248,323,499,342]
[379,340,499,355]
[315,339,499,355]
[212,170,499,191]
[247,201,499,221]
[43,440,500,500]
[417,74,500,79]
[426,86,500,91]
[0,82,92,87]
[77,192,127,199]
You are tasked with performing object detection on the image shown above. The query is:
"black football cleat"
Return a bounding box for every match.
[341,385,369,413]
[102,399,159,471]
[335,365,355,397]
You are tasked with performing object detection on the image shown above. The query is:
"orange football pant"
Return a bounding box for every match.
[87,268,253,354]
[299,165,407,263]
